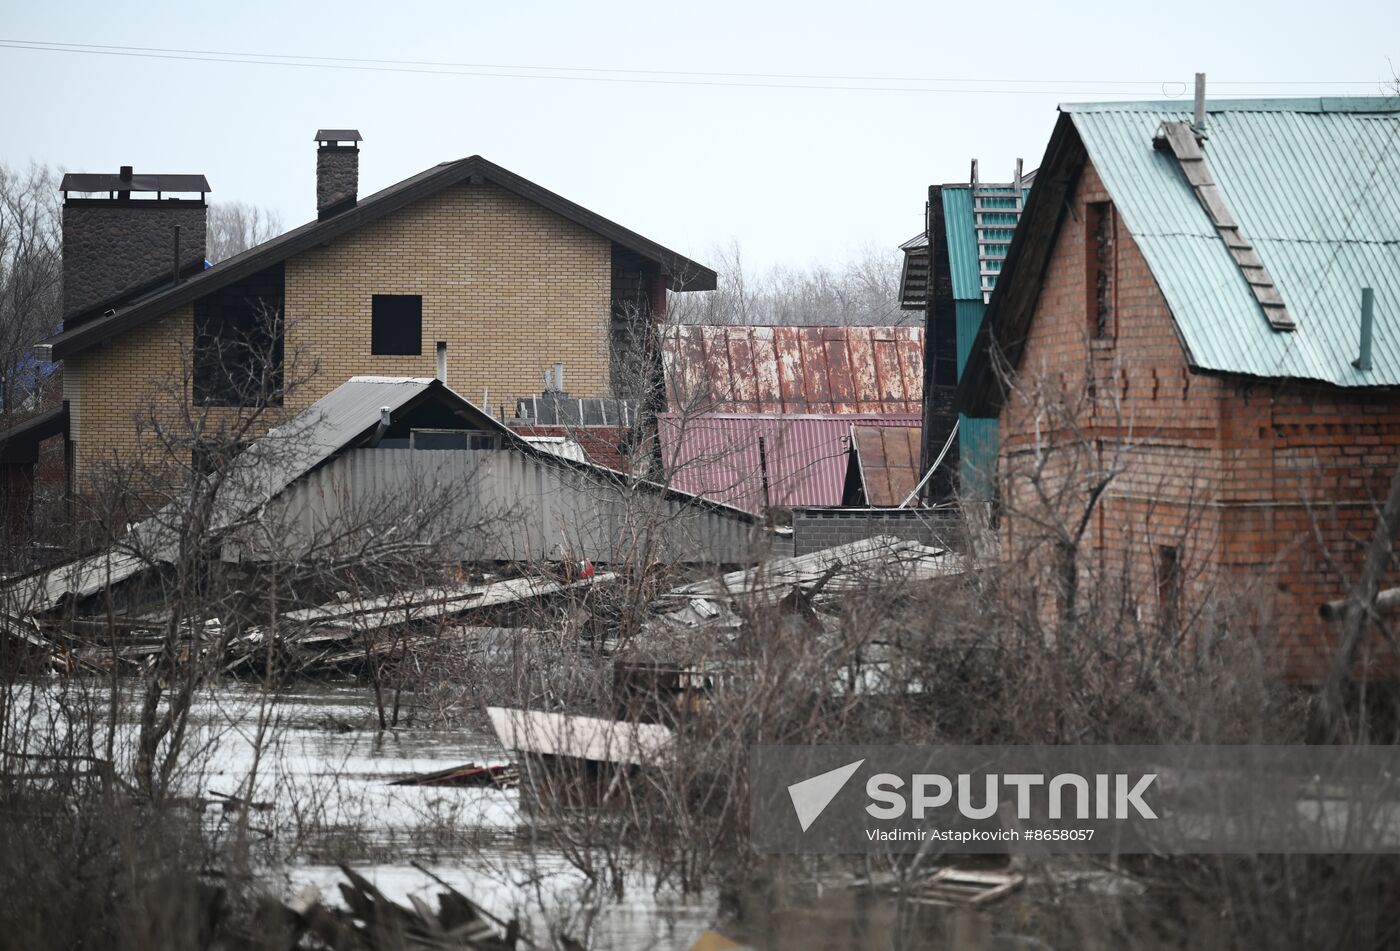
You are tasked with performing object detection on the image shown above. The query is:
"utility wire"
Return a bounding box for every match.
[0,38,1381,87]
[0,39,1386,96]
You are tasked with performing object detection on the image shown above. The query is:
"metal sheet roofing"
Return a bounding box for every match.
[60,172,210,194]
[7,376,760,611]
[487,706,672,765]
[3,378,451,612]
[657,412,921,512]
[852,424,922,506]
[941,186,982,302]
[662,325,924,415]
[1068,97,1400,386]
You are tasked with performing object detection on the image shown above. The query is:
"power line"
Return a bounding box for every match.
[0,38,1381,87]
[0,39,1386,96]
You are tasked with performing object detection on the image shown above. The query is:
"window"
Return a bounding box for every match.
[371,294,422,355]
[409,429,500,451]
[1086,201,1114,340]
[1156,544,1181,632]
[194,263,284,406]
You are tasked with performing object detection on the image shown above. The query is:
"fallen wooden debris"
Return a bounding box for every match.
[660,535,959,618]
[223,573,613,676]
[281,573,616,631]
[389,762,519,788]
[904,868,1024,907]
[248,863,529,950]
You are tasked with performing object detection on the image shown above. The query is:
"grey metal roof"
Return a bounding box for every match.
[214,377,446,517]
[1068,97,1400,386]
[5,376,758,612]
[60,172,210,193]
[2,378,450,612]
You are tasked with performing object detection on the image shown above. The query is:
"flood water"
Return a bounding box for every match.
[12,678,1065,951]
[15,678,719,951]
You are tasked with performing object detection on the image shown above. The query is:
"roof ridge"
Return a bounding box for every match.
[1063,96,1400,114]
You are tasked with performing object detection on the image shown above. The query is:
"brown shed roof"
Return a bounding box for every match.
[43,155,715,362]
[852,424,922,506]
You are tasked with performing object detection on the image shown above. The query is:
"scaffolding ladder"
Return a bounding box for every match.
[971,158,1025,304]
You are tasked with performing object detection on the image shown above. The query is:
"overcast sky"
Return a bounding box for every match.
[2,0,1396,273]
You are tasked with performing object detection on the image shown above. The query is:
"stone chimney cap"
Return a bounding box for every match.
[315,129,363,144]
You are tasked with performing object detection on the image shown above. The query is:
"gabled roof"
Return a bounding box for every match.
[960,97,1400,415]
[663,324,924,415]
[656,412,921,512]
[43,155,716,361]
[7,376,756,612]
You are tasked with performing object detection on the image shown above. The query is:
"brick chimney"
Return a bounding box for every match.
[59,167,210,327]
[316,130,361,219]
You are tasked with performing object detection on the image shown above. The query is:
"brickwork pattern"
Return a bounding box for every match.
[284,182,611,416]
[792,508,961,556]
[66,181,614,489]
[998,160,1400,681]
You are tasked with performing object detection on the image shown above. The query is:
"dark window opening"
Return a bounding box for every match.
[1086,201,1114,340]
[194,263,285,407]
[193,437,249,476]
[1156,544,1181,632]
[408,429,500,451]
[372,294,423,355]
[609,245,660,402]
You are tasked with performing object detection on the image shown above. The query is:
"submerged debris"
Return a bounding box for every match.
[245,865,528,950]
[389,763,518,788]
[658,535,958,622]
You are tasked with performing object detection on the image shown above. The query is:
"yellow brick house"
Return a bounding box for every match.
[31,130,714,496]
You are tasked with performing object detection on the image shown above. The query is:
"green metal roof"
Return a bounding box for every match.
[941,186,981,302]
[1068,97,1400,386]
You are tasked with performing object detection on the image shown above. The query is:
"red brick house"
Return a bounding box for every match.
[958,97,1400,681]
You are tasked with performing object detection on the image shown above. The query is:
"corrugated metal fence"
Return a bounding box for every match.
[236,448,761,565]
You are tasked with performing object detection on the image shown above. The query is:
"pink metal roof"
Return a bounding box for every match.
[662,325,924,415]
[657,412,922,513]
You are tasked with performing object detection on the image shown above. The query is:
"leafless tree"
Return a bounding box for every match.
[205,200,283,264]
[668,240,907,327]
[0,162,61,422]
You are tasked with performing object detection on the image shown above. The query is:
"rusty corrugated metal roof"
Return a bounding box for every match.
[657,412,921,513]
[852,425,922,506]
[662,325,923,415]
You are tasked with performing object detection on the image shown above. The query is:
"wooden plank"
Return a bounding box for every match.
[1197,185,1238,229]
